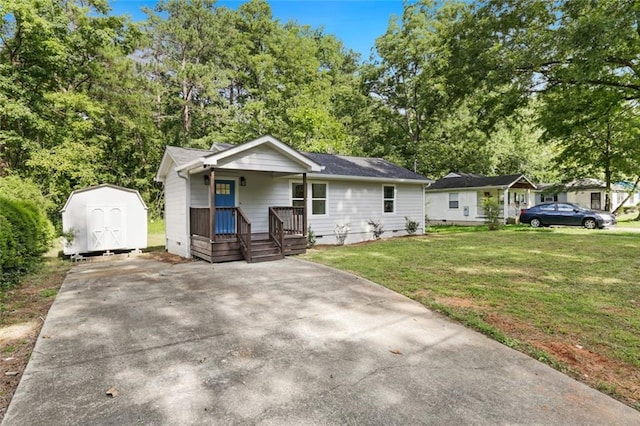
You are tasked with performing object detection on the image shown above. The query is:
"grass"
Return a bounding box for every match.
[301,227,640,408]
[617,212,640,228]
[147,218,165,249]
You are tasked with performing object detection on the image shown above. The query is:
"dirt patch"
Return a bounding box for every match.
[483,312,640,407]
[0,259,70,421]
[142,251,193,265]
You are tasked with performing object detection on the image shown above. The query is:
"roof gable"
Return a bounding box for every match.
[61,184,147,212]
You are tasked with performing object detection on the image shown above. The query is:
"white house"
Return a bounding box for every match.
[535,178,639,212]
[61,184,148,255]
[425,172,537,225]
[155,135,432,263]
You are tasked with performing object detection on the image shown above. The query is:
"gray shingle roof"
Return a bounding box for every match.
[166,145,431,181]
[304,152,431,181]
[427,172,534,190]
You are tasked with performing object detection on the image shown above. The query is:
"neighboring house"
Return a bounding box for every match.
[535,178,637,212]
[61,184,148,255]
[425,172,537,225]
[155,135,432,263]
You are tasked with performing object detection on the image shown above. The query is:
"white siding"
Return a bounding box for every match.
[190,173,209,207]
[425,190,481,224]
[61,186,147,255]
[164,168,189,257]
[237,171,289,232]
[307,181,425,245]
[218,145,308,173]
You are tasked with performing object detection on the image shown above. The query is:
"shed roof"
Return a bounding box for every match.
[426,172,536,191]
[61,184,147,212]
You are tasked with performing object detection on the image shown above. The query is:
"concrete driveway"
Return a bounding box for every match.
[3,257,639,425]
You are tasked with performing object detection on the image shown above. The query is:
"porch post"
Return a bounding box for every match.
[302,172,308,237]
[503,188,509,224]
[209,168,215,242]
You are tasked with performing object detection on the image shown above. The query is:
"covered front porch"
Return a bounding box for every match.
[189,205,307,263]
[175,136,323,263]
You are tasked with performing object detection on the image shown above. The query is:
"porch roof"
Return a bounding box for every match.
[426,172,536,191]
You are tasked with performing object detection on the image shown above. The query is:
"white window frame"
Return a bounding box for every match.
[310,182,328,216]
[289,180,328,216]
[383,184,396,214]
[449,193,459,209]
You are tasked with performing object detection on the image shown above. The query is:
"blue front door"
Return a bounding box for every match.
[214,180,236,234]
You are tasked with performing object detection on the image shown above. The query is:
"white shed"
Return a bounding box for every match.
[61,184,148,255]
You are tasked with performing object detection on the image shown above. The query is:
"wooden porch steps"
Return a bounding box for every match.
[191,233,306,264]
[249,235,284,263]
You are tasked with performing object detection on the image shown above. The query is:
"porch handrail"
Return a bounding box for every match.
[236,207,252,261]
[268,207,285,254]
[270,206,304,235]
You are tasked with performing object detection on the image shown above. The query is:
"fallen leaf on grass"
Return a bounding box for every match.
[106,387,119,397]
[390,349,403,355]
[5,371,19,376]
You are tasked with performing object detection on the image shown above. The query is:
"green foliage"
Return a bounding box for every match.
[306,226,316,249]
[404,217,419,235]
[0,196,53,288]
[367,218,384,240]
[482,197,502,231]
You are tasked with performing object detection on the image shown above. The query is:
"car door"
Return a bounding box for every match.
[557,203,581,225]
[537,203,557,224]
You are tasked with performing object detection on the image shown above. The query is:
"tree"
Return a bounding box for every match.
[457,0,640,197]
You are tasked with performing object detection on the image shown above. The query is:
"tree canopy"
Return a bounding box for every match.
[1,0,638,225]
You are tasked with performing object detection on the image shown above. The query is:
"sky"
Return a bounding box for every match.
[109,0,405,59]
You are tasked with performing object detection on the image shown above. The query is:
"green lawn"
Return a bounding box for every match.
[147,218,165,249]
[301,227,640,408]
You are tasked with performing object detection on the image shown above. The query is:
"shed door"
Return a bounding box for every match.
[87,205,126,251]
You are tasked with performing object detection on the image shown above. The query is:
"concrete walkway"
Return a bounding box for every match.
[3,258,639,425]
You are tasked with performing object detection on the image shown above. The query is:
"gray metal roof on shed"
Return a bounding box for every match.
[427,172,535,190]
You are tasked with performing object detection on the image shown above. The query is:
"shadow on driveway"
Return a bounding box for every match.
[3,258,639,425]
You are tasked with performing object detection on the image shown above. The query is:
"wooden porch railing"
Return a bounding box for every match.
[190,207,240,240]
[271,206,305,235]
[237,207,251,261]
[268,207,285,254]
[190,207,210,237]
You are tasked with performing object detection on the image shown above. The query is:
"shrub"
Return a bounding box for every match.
[306,226,316,248]
[405,217,419,235]
[334,223,350,246]
[367,218,384,240]
[482,197,503,231]
[0,192,55,289]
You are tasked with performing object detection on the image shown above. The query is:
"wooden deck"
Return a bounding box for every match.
[191,233,306,263]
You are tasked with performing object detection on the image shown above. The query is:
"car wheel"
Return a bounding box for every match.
[530,218,542,228]
[583,218,597,229]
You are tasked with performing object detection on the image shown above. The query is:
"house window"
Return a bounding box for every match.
[216,182,231,195]
[291,182,304,208]
[311,183,327,215]
[543,194,558,202]
[383,185,395,213]
[449,193,459,209]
